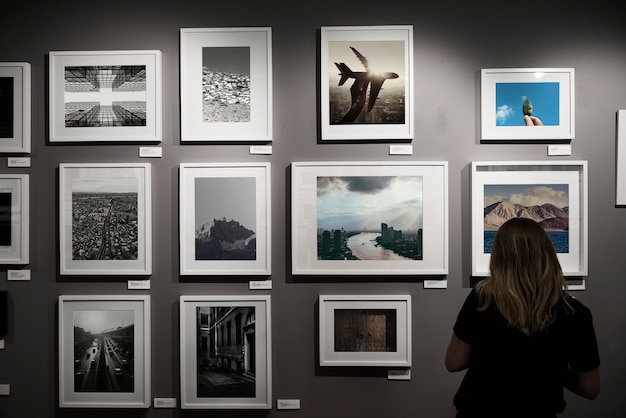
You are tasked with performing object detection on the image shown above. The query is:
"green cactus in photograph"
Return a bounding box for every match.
[522,97,533,116]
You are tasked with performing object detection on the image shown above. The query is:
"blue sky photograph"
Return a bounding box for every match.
[316,176,422,231]
[484,183,569,208]
[495,82,560,126]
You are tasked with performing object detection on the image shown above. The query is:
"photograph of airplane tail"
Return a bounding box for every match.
[333,46,399,123]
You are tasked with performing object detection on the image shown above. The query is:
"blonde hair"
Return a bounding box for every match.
[476,217,571,336]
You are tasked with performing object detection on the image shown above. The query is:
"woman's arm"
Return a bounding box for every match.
[445,332,471,372]
[564,365,601,400]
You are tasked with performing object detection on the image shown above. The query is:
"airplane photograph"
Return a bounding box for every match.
[328,41,405,125]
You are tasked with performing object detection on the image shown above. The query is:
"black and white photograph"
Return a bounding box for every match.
[291,162,448,276]
[72,309,135,393]
[180,295,271,409]
[0,76,14,138]
[202,47,250,123]
[59,163,152,275]
[49,51,162,142]
[180,28,272,142]
[71,175,139,261]
[0,191,11,246]
[320,26,413,141]
[0,174,28,264]
[58,295,151,408]
[196,305,256,398]
[319,295,411,367]
[179,163,271,275]
[195,177,256,261]
[0,62,30,152]
[63,65,147,128]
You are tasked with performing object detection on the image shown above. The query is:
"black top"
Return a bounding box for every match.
[452,288,600,417]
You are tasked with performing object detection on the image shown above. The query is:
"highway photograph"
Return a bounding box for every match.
[73,310,134,393]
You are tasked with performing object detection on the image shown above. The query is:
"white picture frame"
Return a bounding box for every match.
[58,295,151,408]
[471,161,588,277]
[179,162,271,275]
[0,174,28,264]
[180,27,273,142]
[59,163,152,275]
[291,161,448,275]
[616,110,626,205]
[320,25,414,141]
[180,295,272,409]
[0,62,30,153]
[319,294,411,367]
[49,50,162,143]
[481,68,575,141]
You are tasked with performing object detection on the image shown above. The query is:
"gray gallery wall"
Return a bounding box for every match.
[0,1,625,417]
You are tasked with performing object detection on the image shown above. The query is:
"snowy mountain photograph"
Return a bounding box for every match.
[194,176,256,260]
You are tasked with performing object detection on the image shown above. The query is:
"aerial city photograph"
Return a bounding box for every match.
[316,175,423,261]
[71,176,139,261]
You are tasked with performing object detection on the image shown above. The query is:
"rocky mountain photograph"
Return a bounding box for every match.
[202,46,250,123]
[483,184,570,253]
[195,218,256,260]
[484,200,569,230]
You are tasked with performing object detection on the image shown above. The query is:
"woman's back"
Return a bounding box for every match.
[451,289,599,417]
[446,218,601,418]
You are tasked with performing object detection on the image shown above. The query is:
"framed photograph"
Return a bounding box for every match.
[616,110,626,205]
[0,174,28,264]
[320,25,414,141]
[49,50,162,143]
[319,294,411,367]
[179,162,271,275]
[0,62,30,153]
[291,161,448,275]
[180,27,272,142]
[471,161,588,277]
[59,163,152,275]
[180,295,272,409]
[58,295,151,408]
[481,68,575,141]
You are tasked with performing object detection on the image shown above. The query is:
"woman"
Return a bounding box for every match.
[446,217,600,418]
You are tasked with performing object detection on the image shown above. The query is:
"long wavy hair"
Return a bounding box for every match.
[475,217,572,336]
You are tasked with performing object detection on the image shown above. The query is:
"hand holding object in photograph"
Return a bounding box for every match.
[522,97,543,126]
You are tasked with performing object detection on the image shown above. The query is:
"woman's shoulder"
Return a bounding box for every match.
[559,294,594,322]
[565,295,592,312]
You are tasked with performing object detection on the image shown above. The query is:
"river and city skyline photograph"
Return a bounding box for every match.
[317,175,423,261]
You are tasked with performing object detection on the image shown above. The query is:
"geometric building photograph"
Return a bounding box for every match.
[64,66,147,127]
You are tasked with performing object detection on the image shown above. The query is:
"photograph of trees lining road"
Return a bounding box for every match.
[73,310,134,393]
